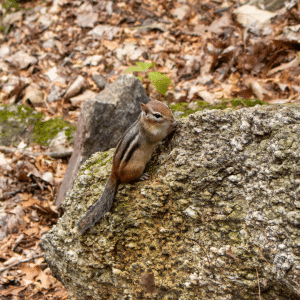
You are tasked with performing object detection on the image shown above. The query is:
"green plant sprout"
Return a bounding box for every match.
[124,62,172,95]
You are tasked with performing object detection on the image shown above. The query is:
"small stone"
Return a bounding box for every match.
[92,74,106,90]
[64,76,85,100]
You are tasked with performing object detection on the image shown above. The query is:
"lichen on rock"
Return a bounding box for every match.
[42,104,300,299]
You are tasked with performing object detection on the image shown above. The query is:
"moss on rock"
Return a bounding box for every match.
[0,104,76,147]
[170,97,266,118]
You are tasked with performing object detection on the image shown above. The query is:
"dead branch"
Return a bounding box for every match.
[255,265,262,300]
[0,253,44,273]
[0,146,73,159]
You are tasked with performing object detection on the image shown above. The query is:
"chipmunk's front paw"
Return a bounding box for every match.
[138,173,150,181]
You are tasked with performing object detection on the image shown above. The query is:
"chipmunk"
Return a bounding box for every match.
[77,100,177,235]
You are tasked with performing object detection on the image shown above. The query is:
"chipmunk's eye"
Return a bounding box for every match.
[153,113,162,119]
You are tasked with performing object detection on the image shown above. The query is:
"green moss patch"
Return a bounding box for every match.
[170,98,266,118]
[33,117,75,146]
[230,98,266,107]
[0,104,76,147]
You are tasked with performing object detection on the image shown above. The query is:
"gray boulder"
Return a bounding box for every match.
[55,74,150,206]
[43,104,300,299]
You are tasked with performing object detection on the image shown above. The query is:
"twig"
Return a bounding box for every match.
[255,265,262,300]
[46,150,73,159]
[0,146,73,159]
[226,245,240,262]
[0,253,44,273]
[43,92,56,115]
[187,238,211,266]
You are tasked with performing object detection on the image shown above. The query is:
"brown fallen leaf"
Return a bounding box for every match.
[36,267,56,289]
[20,197,41,208]
[272,39,300,52]
[245,78,270,100]
[0,285,26,296]
[140,270,156,293]
[0,206,26,241]
[226,246,240,262]
[23,226,39,236]
[103,40,119,50]
[16,160,41,182]
[267,57,299,76]
[19,264,41,285]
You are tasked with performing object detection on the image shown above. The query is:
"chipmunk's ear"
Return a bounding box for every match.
[141,103,150,115]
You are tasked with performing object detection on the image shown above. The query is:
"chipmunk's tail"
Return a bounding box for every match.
[77,176,118,235]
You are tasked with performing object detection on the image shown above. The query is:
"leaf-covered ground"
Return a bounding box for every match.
[0,0,299,298]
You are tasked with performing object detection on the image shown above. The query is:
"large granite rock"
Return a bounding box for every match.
[55,74,150,207]
[43,104,300,299]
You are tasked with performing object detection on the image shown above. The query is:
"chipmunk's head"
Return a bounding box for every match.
[140,100,177,143]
